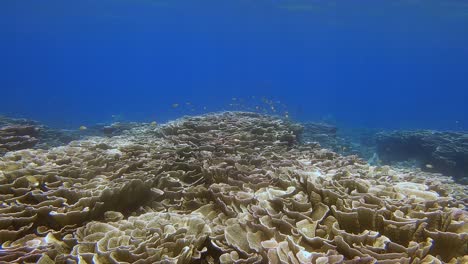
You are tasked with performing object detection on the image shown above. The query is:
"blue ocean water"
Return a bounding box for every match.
[1,0,467,130]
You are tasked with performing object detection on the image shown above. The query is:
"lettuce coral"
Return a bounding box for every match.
[0,112,466,263]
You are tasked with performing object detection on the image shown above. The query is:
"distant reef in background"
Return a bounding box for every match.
[0,116,77,154]
[376,130,468,183]
[1,114,467,183]
[0,116,148,155]
[300,122,468,184]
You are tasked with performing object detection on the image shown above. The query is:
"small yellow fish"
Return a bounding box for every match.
[79,126,87,131]
[26,176,39,187]
[172,103,179,108]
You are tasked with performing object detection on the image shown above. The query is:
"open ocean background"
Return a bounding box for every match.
[1,0,468,130]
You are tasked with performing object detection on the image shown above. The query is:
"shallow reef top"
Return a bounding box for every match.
[0,112,467,263]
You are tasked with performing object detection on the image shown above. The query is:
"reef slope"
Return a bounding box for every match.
[0,112,466,263]
[376,130,468,182]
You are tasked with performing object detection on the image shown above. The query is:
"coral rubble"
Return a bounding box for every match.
[0,112,466,263]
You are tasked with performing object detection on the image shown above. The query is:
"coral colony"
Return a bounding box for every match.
[0,112,467,263]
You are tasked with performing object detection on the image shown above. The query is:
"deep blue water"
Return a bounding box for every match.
[1,0,468,130]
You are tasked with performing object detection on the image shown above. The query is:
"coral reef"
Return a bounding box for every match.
[0,123,40,154]
[300,122,337,148]
[100,122,148,136]
[0,116,80,154]
[376,130,468,182]
[0,112,466,263]
[301,123,376,159]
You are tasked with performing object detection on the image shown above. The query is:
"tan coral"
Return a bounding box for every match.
[0,112,466,263]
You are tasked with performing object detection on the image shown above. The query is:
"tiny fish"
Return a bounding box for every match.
[172,103,179,108]
[79,126,87,131]
[26,176,39,187]
[151,121,157,126]
[425,164,434,169]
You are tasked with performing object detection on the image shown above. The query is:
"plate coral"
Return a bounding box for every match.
[0,112,466,263]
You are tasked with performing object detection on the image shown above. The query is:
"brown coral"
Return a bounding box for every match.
[0,125,39,154]
[0,112,466,263]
